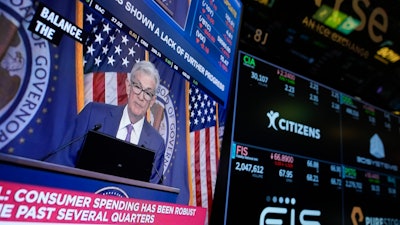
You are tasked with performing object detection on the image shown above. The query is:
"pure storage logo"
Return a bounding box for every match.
[351,206,400,225]
[266,110,321,140]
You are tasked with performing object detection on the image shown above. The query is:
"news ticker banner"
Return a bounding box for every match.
[85,0,242,106]
[0,181,206,224]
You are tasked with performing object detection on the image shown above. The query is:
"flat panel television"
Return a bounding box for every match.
[209,50,400,225]
[80,0,243,106]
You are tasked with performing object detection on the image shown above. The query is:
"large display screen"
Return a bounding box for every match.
[210,50,400,225]
[81,0,242,106]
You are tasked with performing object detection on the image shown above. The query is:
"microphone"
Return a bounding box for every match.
[41,123,102,161]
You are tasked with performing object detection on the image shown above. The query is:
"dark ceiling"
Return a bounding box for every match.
[239,0,400,114]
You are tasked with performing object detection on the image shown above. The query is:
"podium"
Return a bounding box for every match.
[0,153,179,202]
[0,153,207,224]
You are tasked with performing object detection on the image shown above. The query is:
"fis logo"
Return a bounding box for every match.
[266,110,321,139]
[260,196,321,225]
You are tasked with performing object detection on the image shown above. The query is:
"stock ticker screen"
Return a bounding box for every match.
[82,0,243,106]
[210,50,400,225]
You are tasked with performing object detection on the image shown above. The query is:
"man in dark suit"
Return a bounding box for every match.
[46,60,165,184]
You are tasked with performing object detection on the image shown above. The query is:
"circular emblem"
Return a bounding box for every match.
[152,82,178,175]
[95,186,129,198]
[0,1,51,149]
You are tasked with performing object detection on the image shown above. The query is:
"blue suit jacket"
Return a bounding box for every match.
[46,102,165,184]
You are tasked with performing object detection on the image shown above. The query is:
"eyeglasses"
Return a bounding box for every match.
[130,81,155,101]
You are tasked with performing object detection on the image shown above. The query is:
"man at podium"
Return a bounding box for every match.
[45,60,165,184]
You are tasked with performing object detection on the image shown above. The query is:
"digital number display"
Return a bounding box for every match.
[234,52,342,163]
[210,50,400,225]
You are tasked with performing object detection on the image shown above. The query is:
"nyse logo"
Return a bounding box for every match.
[313,0,388,43]
[260,197,321,225]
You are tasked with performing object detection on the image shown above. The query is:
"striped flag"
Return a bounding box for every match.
[82,3,222,214]
[82,7,145,106]
[81,6,193,205]
[188,84,220,221]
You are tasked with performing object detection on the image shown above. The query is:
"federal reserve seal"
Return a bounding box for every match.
[0,0,51,150]
[95,186,129,198]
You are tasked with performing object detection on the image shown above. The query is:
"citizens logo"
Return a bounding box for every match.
[266,110,321,139]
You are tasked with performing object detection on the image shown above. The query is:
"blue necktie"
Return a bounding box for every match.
[125,124,133,142]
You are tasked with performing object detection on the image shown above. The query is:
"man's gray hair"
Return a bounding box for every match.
[129,60,160,90]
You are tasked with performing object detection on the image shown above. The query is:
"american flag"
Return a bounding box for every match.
[83,4,221,216]
[188,84,220,222]
[82,8,145,106]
